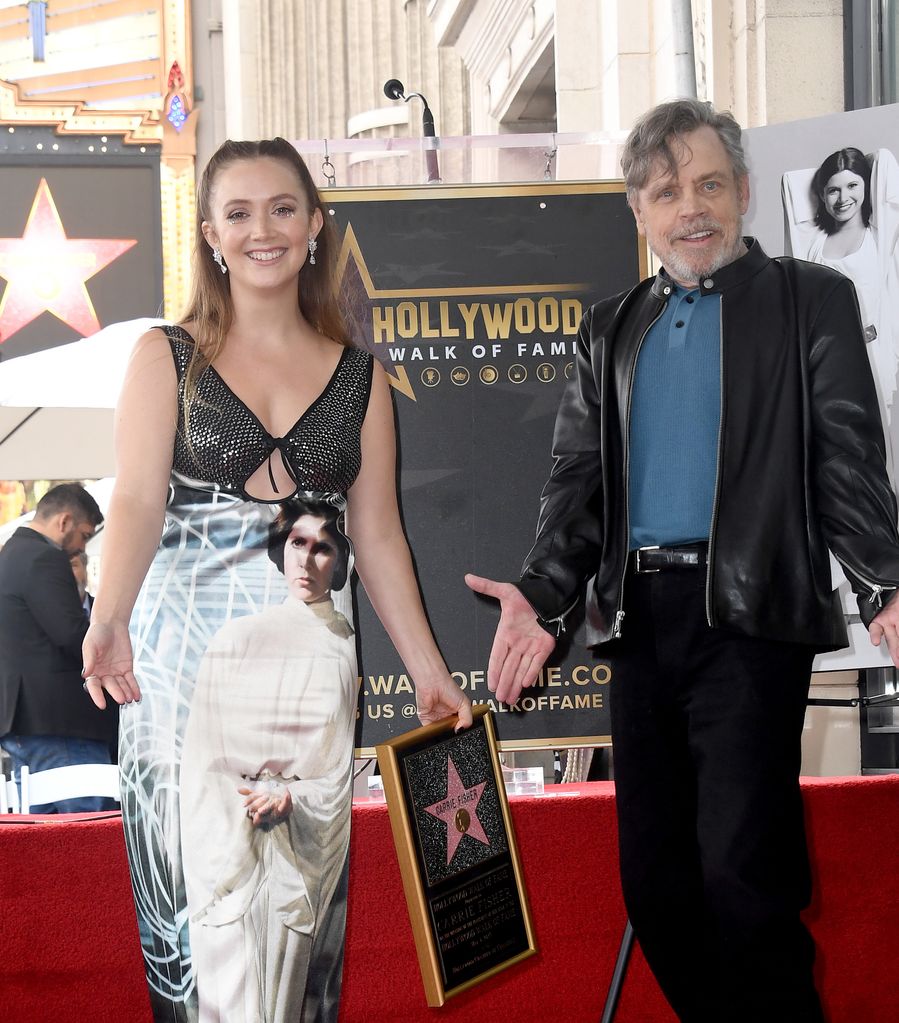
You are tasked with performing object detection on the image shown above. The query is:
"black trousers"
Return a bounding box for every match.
[607,566,825,1023]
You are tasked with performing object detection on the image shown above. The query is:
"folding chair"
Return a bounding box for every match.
[0,774,21,813]
[18,763,120,813]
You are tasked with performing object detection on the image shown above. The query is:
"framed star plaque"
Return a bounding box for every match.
[376,706,537,1006]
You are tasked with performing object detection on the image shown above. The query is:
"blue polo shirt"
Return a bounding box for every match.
[628,282,721,550]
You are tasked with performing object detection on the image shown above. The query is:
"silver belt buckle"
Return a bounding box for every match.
[635,544,660,573]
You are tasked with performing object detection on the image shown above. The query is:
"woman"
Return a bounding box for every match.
[791,148,899,422]
[809,149,880,342]
[82,138,471,1022]
[811,147,873,250]
[179,497,354,1021]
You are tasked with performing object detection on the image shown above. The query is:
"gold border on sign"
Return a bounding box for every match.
[376,706,538,1007]
[325,180,626,201]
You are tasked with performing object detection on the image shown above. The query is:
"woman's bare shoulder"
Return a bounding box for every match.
[131,321,201,365]
[124,325,180,386]
[131,324,174,357]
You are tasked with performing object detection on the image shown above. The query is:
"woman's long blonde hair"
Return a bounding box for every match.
[178,138,348,437]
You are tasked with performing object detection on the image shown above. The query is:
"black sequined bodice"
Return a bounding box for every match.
[163,325,374,499]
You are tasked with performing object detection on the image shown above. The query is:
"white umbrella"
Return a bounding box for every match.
[0,318,164,479]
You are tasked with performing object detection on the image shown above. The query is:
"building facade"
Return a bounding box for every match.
[186,1,897,183]
[4,2,895,190]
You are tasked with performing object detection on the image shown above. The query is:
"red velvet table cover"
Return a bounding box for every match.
[0,777,896,1022]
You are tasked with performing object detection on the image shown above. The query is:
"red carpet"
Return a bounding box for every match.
[0,777,896,1022]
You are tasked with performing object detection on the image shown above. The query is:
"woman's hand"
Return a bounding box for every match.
[82,621,142,709]
[239,784,293,827]
[415,674,474,731]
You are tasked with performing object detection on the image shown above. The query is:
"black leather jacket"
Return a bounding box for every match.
[517,240,899,650]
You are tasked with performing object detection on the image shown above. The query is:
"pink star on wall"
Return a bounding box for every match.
[423,756,491,865]
[0,178,136,342]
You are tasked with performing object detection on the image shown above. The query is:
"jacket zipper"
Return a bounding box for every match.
[849,573,894,612]
[705,297,725,627]
[614,301,666,639]
[540,596,580,637]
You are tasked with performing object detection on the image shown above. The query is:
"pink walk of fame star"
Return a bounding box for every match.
[0,178,136,341]
[423,756,490,865]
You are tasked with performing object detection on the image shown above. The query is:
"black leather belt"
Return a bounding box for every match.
[629,543,708,574]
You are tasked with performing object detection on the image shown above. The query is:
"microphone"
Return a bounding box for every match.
[383,79,405,101]
[383,77,440,183]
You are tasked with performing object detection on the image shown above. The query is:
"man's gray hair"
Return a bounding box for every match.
[620,98,748,202]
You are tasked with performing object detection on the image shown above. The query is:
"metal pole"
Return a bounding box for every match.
[671,0,697,98]
[599,919,635,1023]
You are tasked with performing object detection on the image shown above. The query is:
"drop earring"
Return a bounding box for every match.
[212,247,227,274]
[307,235,317,265]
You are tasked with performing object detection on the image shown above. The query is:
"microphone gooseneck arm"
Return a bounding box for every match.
[383,79,440,182]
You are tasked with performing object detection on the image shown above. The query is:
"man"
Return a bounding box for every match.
[0,483,116,811]
[70,551,93,618]
[466,99,899,1022]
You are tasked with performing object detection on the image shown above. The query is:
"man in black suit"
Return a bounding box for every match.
[0,483,116,811]
[70,551,93,619]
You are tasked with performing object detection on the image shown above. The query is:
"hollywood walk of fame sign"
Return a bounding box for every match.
[326,183,645,754]
[376,706,536,1006]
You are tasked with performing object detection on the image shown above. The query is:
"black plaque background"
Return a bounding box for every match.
[396,714,531,990]
[404,722,507,886]
[324,184,643,751]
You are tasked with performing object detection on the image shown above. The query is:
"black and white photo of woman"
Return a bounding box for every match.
[783,146,899,438]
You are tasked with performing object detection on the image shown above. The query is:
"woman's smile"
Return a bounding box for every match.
[247,248,287,262]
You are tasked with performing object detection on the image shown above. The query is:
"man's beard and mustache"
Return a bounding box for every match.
[660,216,745,285]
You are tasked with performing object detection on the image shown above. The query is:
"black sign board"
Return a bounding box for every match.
[325,183,645,751]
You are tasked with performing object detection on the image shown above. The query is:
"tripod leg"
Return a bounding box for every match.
[600,918,635,1023]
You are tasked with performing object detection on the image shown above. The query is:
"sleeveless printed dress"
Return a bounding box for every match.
[121,325,373,1022]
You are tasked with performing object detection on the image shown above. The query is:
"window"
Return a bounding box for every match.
[845,0,899,107]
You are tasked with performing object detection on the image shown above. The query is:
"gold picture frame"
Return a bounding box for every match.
[376,705,537,1006]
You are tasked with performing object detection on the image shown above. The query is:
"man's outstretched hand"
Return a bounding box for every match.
[869,590,899,667]
[464,574,556,706]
